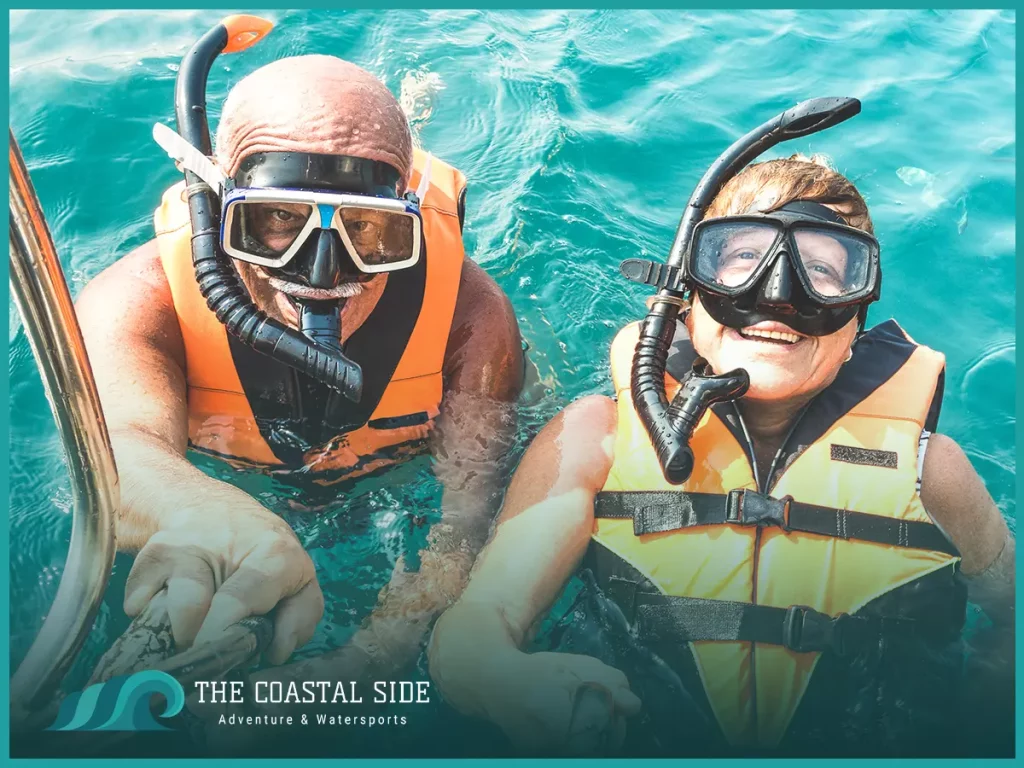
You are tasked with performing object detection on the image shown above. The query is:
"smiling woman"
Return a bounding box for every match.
[427,97,1014,758]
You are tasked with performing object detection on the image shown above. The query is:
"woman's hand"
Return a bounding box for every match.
[478,650,641,755]
[123,500,324,665]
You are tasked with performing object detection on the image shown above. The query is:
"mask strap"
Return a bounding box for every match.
[152,123,227,194]
[775,199,847,225]
[415,153,433,202]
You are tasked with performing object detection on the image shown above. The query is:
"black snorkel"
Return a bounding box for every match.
[173,15,363,401]
[622,97,862,485]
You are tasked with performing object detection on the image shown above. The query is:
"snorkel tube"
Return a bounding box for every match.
[626,97,861,484]
[173,15,363,401]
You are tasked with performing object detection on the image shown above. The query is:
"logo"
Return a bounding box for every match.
[46,670,185,732]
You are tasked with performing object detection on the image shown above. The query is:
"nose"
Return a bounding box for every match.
[757,249,797,313]
[304,230,347,289]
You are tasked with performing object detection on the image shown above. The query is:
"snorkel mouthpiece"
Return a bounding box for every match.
[172,15,363,402]
[627,97,861,485]
[662,360,749,484]
[299,301,345,354]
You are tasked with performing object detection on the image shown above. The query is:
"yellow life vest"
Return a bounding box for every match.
[592,319,963,750]
[154,150,466,486]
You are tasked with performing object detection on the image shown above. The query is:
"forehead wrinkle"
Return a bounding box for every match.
[215,55,412,183]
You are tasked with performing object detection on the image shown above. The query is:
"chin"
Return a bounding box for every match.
[733,364,805,402]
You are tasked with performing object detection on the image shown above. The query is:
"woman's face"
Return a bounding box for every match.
[687,292,858,403]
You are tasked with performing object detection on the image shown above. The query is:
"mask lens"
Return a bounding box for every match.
[693,221,780,291]
[337,207,416,266]
[228,200,313,261]
[792,226,875,299]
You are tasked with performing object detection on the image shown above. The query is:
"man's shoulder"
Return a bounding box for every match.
[78,239,167,304]
[455,258,509,311]
[443,259,523,399]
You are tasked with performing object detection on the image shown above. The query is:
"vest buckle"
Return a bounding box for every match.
[783,605,855,655]
[726,489,790,528]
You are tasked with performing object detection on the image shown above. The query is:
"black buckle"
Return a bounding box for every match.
[783,605,854,655]
[726,490,790,527]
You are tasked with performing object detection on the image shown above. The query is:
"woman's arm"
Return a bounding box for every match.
[920,433,1014,754]
[920,433,1014,615]
[427,395,640,751]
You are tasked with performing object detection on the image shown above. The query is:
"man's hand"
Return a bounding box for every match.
[123,501,323,665]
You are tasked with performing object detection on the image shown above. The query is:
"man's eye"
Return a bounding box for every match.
[349,221,372,235]
[271,210,297,223]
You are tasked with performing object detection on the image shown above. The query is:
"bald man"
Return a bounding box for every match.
[76,54,523,675]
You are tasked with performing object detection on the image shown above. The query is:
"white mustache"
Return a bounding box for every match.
[267,277,364,300]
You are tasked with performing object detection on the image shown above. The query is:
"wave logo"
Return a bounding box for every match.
[46,670,185,732]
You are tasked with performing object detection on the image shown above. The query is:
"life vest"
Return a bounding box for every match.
[155,150,466,486]
[590,319,966,753]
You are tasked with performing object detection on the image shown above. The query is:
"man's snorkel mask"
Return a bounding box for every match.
[151,15,428,402]
[620,97,878,485]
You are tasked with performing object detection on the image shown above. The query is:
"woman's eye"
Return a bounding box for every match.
[720,248,760,265]
[810,262,839,278]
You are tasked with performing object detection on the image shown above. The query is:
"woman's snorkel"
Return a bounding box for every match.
[621,97,862,484]
[167,15,363,401]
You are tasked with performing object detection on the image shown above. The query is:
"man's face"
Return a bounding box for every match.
[232,196,412,328]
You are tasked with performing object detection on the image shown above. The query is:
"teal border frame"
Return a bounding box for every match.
[5,4,1019,765]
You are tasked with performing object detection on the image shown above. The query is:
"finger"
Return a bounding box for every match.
[559,655,640,717]
[566,684,614,755]
[266,580,324,665]
[124,543,175,616]
[518,683,573,754]
[609,712,628,753]
[610,684,642,717]
[165,561,216,649]
[192,559,294,648]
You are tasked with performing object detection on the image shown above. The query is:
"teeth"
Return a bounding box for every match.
[740,328,801,344]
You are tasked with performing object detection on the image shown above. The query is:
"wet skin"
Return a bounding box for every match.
[76,55,524,687]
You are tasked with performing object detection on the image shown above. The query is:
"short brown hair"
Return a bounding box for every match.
[704,154,873,235]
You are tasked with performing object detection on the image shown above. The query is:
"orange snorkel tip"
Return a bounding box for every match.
[220,14,273,53]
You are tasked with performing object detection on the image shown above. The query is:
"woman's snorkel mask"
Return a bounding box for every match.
[151,15,430,402]
[621,97,878,484]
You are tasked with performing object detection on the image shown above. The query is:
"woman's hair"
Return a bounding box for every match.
[704,153,873,234]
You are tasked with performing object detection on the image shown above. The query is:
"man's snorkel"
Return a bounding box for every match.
[621,97,862,484]
[164,15,363,401]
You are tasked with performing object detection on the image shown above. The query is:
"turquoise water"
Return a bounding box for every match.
[9,8,1016,752]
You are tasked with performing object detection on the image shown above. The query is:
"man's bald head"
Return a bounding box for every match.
[215,55,413,186]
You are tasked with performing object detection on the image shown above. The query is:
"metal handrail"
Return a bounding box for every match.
[9,129,118,717]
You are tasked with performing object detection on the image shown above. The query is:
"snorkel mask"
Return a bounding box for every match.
[621,97,876,484]
[151,15,430,402]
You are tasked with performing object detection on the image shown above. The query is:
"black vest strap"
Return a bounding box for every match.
[634,594,952,657]
[594,489,960,557]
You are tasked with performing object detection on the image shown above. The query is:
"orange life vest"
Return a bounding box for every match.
[155,150,466,486]
[590,319,964,752]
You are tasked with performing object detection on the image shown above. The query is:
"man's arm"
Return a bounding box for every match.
[335,259,525,681]
[76,241,322,664]
[919,433,1015,752]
